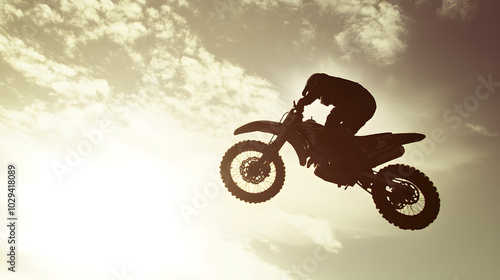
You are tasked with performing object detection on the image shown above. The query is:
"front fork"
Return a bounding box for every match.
[257,128,290,165]
[257,110,300,165]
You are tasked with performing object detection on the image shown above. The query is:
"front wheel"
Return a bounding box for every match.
[220,140,286,203]
[371,164,440,230]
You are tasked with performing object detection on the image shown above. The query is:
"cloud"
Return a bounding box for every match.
[222,206,343,255]
[0,2,24,26]
[56,0,148,56]
[437,0,478,21]
[138,6,286,134]
[465,123,497,137]
[298,19,317,44]
[283,212,342,253]
[22,3,64,27]
[196,233,295,280]
[414,0,432,7]
[0,35,80,88]
[226,0,408,65]
[333,1,407,65]
[241,0,303,10]
[202,205,342,279]
[0,0,286,141]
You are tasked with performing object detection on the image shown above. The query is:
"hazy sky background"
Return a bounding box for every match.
[1,0,499,279]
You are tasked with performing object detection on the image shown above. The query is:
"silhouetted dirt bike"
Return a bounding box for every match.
[220,103,440,230]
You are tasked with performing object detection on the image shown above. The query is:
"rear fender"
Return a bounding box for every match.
[234,121,309,166]
[367,133,425,147]
[365,133,425,168]
[394,133,426,145]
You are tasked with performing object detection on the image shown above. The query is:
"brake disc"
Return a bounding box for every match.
[240,157,271,184]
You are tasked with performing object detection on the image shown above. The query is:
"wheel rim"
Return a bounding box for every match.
[230,150,277,194]
[385,178,425,216]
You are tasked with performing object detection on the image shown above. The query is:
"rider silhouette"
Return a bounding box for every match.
[295,73,376,170]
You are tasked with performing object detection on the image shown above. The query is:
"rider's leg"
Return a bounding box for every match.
[324,108,351,153]
[323,96,375,171]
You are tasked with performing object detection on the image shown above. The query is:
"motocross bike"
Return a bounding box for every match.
[219,103,440,230]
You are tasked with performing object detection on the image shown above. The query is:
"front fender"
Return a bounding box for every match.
[234,121,309,166]
[234,121,284,136]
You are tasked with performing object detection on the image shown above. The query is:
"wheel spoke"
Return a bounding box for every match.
[386,178,426,216]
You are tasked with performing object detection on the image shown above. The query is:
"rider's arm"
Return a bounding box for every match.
[296,94,315,110]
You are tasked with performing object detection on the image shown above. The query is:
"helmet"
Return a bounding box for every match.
[302,73,324,96]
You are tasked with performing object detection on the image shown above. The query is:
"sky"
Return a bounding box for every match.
[0,0,499,279]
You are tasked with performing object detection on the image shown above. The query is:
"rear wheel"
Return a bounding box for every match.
[372,164,440,230]
[220,140,285,203]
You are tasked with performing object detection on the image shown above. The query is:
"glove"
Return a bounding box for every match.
[295,99,305,113]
